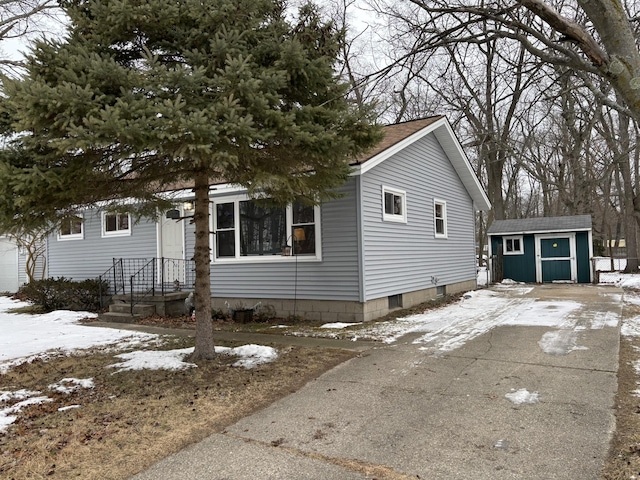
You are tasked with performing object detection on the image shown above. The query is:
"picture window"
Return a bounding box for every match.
[214,198,319,261]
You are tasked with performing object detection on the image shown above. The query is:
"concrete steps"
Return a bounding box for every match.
[108,303,156,317]
[98,311,144,323]
[98,291,190,323]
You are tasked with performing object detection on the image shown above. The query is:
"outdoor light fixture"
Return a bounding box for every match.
[183,201,194,211]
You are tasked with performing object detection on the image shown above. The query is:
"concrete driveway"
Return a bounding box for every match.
[133,284,622,479]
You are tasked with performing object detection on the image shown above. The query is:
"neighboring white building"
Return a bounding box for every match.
[0,236,19,292]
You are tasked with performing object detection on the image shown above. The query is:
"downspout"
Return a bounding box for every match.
[588,228,595,283]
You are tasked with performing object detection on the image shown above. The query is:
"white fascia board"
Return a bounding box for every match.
[351,117,491,212]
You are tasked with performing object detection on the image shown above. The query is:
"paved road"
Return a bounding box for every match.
[132,284,622,479]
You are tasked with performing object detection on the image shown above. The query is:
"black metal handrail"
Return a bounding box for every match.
[98,258,124,309]
[98,257,196,314]
[96,257,196,315]
[130,258,156,315]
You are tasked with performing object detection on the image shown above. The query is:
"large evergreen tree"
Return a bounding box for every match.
[0,0,380,360]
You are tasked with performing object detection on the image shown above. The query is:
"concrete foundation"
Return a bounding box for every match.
[212,279,478,323]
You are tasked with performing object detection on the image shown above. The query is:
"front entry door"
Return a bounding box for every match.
[535,234,576,283]
[159,212,185,285]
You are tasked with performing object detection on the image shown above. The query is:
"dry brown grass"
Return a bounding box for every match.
[0,336,355,480]
[604,301,640,479]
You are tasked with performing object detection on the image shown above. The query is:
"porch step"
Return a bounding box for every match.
[109,303,156,317]
[98,312,143,323]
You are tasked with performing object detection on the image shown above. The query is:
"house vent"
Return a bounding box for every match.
[436,285,446,297]
[388,294,403,309]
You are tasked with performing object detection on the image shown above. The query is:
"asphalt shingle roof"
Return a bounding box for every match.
[350,117,443,165]
[487,215,592,235]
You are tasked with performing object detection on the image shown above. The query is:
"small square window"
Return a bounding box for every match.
[503,236,524,255]
[102,212,131,237]
[434,200,447,238]
[382,187,407,223]
[58,215,84,240]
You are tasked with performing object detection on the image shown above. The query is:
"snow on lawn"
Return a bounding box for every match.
[0,295,281,433]
[1,379,94,433]
[0,296,157,373]
[107,344,278,373]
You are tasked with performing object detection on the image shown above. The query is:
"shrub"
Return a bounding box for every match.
[18,277,109,312]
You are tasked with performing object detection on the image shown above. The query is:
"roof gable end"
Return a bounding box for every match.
[350,117,491,211]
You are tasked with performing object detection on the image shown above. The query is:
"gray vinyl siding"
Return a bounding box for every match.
[184,181,361,301]
[361,132,477,300]
[47,209,158,280]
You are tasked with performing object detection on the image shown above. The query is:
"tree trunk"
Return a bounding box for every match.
[191,174,215,360]
[616,113,640,272]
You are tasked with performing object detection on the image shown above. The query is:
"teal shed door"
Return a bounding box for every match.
[538,237,573,282]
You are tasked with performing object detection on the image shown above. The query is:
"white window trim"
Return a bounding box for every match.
[434,199,447,238]
[382,186,407,223]
[57,214,84,241]
[101,212,132,238]
[210,196,322,263]
[503,235,524,255]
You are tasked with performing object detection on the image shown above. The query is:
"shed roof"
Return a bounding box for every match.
[487,215,592,235]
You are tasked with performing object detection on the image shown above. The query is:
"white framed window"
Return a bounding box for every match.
[58,214,84,241]
[102,212,131,237]
[434,200,447,238]
[213,197,321,261]
[503,235,524,255]
[382,186,407,223]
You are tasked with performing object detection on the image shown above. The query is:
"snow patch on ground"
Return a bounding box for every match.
[48,378,95,394]
[108,348,197,373]
[216,344,278,369]
[505,388,540,405]
[0,296,156,373]
[538,331,588,355]
[1,395,53,432]
[320,322,363,329]
[1,377,96,432]
[107,345,279,373]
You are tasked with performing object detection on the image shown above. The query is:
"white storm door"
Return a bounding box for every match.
[159,213,185,285]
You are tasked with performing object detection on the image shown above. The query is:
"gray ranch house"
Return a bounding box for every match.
[46,116,491,322]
